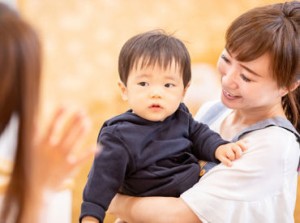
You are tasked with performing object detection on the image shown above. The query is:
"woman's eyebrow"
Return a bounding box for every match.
[240,64,262,77]
[226,50,262,77]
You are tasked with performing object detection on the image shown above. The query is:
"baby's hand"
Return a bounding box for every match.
[215,140,247,167]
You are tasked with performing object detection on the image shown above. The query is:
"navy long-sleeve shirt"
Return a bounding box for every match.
[80,103,228,222]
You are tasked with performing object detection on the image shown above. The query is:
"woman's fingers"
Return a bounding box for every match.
[58,111,92,155]
[30,106,98,191]
[43,107,66,145]
[68,144,101,169]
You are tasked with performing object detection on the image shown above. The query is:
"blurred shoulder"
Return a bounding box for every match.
[194,100,220,121]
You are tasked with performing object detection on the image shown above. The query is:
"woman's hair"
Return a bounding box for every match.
[0,3,41,222]
[118,29,191,87]
[225,1,300,132]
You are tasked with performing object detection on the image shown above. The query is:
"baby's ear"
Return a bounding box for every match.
[118,81,128,101]
[183,82,191,97]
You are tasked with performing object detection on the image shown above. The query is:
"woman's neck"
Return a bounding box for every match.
[220,104,286,140]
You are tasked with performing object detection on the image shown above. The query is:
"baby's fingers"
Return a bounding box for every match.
[236,140,248,152]
[225,148,238,160]
[219,156,233,167]
[230,144,244,159]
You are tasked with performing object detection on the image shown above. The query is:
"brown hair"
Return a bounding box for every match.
[0,3,41,222]
[225,1,300,132]
[118,29,191,87]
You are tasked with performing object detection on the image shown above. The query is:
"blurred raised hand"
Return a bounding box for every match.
[24,107,99,199]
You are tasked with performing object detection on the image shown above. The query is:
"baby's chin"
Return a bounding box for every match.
[140,114,167,122]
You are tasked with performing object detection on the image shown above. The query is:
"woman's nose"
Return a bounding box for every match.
[222,68,238,89]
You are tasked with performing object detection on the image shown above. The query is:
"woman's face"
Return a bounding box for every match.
[217,49,286,114]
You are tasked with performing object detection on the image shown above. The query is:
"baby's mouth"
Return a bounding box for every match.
[150,104,161,108]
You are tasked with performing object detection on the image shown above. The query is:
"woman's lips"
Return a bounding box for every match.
[222,89,240,100]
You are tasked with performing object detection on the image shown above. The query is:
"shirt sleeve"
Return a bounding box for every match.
[188,114,228,162]
[80,131,130,222]
[181,127,300,223]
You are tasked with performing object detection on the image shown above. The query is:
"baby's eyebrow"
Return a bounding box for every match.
[135,73,151,79]
[165,75,178,81]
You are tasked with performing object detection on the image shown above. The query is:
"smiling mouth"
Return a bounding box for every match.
[223,89,240,99]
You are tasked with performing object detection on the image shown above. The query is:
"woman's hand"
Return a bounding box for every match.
[108,194,201,223]
[81,216,100,223]
[25,107,99,201]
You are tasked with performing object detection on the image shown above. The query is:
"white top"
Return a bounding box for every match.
[0,116,72,223]
[181,101,300,223]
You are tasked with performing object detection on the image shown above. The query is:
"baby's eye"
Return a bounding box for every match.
[165,83,175,88]
[138,82,149,86]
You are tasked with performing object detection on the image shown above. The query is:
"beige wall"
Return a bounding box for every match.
[18,0,299,222]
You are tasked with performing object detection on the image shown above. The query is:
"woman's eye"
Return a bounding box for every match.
[221,54,230,63]
[165,83,175,88]
[240,74,251,82]
[138,82,148,86]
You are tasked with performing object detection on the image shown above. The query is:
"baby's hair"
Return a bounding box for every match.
[118,29,191,87]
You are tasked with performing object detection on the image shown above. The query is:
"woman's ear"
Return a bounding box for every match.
[118,81,128,101]
[278,87,288,97]
[279,80,300,97]
[290,80,300,92]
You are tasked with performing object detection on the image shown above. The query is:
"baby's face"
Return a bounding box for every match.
[120,59,187,122]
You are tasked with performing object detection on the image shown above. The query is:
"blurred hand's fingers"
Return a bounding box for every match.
[58,112,91,155]
[68,145,100,168]
[43,107,66,144]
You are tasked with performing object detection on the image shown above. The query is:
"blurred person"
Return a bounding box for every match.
[0,3,97,223]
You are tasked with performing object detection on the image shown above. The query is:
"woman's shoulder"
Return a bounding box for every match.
[194,100,228,122]
[235,117,300,143]
[246,125,297,143]
[242,126,299,160]
[194,100,219,118]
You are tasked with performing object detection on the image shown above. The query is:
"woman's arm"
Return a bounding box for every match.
[108,194,201,223]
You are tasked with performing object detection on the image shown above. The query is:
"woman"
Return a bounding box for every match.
[108,1,300,223]
[0,3,96,223]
